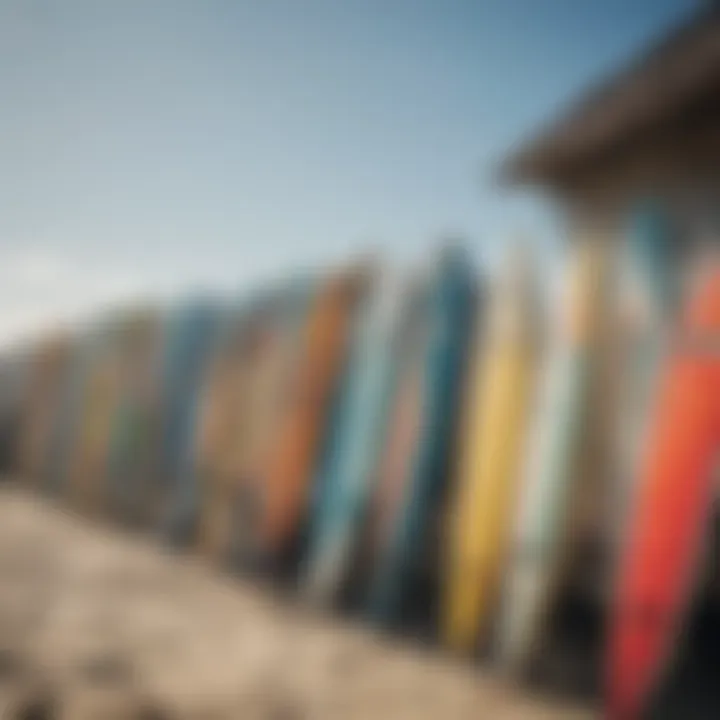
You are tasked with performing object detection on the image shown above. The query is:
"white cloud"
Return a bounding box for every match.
[0,248,164,349]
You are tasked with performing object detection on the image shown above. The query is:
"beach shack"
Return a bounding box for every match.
[502,4,720,242]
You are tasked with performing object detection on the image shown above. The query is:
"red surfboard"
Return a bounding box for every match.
[607,265,720,720]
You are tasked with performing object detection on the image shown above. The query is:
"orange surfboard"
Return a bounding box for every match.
[231,281,313,568]
[260,265,368,570]
[607,264,720,719]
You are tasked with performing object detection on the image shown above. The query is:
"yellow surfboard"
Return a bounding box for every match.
[444,242,540,653]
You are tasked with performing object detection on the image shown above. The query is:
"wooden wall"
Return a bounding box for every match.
[556,86,720,249]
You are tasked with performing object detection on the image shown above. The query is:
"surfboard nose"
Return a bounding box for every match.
[606,263,720,720]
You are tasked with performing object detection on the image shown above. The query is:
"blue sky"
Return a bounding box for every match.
[0,0,691,344]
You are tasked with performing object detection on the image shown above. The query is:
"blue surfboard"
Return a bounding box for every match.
[366,245,475,625]
[612,203,678,554]
[158,298,223,546]
[302,267,407,607]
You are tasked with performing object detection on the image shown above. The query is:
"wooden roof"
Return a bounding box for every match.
[502,5,720,185]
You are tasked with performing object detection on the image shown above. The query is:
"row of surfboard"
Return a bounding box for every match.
[0,207,715,718]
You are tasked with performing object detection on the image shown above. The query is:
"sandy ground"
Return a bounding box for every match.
[0,485,596,719]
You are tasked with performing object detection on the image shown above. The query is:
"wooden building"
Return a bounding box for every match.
[502,4,720,238]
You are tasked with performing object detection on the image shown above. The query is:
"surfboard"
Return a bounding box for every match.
[365,247,475,626]
[42,324,103,497]
[301,267,408,608]
[354,277,429,605]
[158,299,222,545]
[498,235,609,674]
[443,242,539,653]
[612,205,678,556]
[301,318,362,575]
[106,308,164,527]
[18,334,73,486]
[0,350,29,476]
[606,260,720,720]
[229,279,315,571]
[194,298,260,561]
[260,264,368,573]
[66,318,125,516]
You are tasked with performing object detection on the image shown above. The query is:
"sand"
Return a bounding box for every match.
[0,485,595,719]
